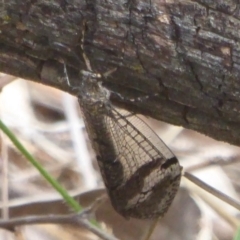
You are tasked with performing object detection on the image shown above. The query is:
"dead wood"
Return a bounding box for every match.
[0,1,240,146]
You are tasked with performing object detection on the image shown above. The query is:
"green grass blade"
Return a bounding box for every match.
[0,118,82,212]
[233,227,240,240]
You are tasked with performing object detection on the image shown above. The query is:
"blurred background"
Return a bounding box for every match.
[0,74,240,240]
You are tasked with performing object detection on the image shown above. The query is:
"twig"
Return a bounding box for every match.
[0,211,119,240]
[142,218,159,240]
[184,171,240,214]
[184,171,240,211]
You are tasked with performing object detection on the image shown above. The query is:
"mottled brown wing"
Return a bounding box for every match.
[103,106,182,219]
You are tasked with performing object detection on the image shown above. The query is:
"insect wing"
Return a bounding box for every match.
[104,106,182,219]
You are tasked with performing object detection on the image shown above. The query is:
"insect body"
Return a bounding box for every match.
[78,69,182,219]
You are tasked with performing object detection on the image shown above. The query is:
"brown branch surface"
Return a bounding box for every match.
[0,1,240,146]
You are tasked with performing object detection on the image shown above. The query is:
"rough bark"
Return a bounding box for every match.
[0,0,240,146]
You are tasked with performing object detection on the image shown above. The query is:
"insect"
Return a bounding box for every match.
[64,22,183,219]
[78,78,183,218]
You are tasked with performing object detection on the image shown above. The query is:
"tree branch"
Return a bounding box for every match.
[0,1,240,146]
